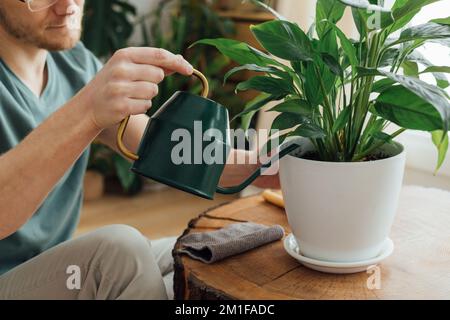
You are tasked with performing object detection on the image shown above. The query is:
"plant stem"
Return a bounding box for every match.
[352,128,406,161]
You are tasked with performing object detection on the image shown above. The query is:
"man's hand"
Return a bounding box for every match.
[74,47,194,130]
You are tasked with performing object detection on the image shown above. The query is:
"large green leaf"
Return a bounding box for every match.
[236,76,296,96]
[432,130,449,173]
[391,22,450,45]
[374,86,443,131]
[267,99,313,116]
[332,106,352,133]
[233,94,282,121]
[290,123,327,139]
[321,53,344,77]
[379,48,400,67]
[372,78,396,92]
[378,70,450,131]
[402,61,419,77]
[431,17,450,25]
[420,66,450,74]
[239,93,272,131]
[192,38,276,66]
[407,50,450,89]
[271,113,307,133]
[389,0,440,34]
[223,64,284,84]
[316,0,346,38]
[251,20,315,61]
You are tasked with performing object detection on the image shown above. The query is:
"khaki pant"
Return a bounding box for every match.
[0,225,177,300]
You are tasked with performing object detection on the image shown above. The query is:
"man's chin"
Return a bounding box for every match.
[38,34,81,51]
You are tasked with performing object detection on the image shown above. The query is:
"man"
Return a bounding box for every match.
[0,0,279,299]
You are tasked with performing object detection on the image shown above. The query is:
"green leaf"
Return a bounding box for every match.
[432,130,449,174]
[223,64,283,84]
[267,99,312,116]
[356,66,382,77]
[259,133,290,156]
[389,0,440,34]
[392,22,450,46]
[431,17,450,25]
[334,27,359,71]
[316,0,346,38]
[402,61,419,77]
[332,106,352,133]
[236,76,296,95]
[251,20,315,61]
[304,60,330,106]
[372,131,393,143]
[321,53,344,77]
[290,123,327,139]
[372,78,396,92]
[407,50,450,89]
[240,94,270,131]
[233,94,282,121]
[374,86,443,131]
[271,113,307,133]
[420,66,450,74]
[192,38,275,66]
[379,48,400,67]
[378,70,450,132]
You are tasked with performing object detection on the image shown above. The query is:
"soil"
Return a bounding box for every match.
[298,151,390,162]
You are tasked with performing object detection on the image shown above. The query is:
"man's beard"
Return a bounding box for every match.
[0,7,82,51]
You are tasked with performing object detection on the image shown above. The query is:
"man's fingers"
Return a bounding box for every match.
[127,81,159,100]
[126,98,153,115]
[130,65,166,83]
[121,47,193,76]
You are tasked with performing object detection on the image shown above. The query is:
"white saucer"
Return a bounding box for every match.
[283,233,394,274]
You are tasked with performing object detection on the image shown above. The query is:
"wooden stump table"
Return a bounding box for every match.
[173,186,450,300]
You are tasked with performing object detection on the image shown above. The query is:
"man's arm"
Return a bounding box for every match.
[0,100,100,240]
[0,47,193,240]
[96,114,149,156]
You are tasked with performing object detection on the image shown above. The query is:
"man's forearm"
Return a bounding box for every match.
[97,114,150,155]
[0,100,101,240]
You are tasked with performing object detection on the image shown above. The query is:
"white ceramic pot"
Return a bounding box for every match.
[279,140,406,263]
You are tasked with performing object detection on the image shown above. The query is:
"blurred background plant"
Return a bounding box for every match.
[81,0,243,195]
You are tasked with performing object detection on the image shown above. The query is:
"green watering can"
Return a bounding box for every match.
[117,69,299,200]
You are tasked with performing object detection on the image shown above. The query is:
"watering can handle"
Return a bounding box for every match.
[216,141,300,195]
[116,69,210,161]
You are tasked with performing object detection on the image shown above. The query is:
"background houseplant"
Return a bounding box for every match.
[82,0,240,195]
[194,0,450,266]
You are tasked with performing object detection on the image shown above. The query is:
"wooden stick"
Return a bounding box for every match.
[261,189,285,209]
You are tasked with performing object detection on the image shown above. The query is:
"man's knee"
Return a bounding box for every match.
[81,225,168,299]
[92,225,151,261]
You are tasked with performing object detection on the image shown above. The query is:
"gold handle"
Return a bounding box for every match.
[117,69,209,161]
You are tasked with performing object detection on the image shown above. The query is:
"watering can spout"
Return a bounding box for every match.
[215,140,301,195]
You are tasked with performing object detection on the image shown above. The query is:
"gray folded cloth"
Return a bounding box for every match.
[177,222,285,263]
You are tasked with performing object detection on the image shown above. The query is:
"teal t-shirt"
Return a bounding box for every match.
[0,42,102,275]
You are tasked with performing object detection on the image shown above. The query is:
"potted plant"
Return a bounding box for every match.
[194,0,450,264]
